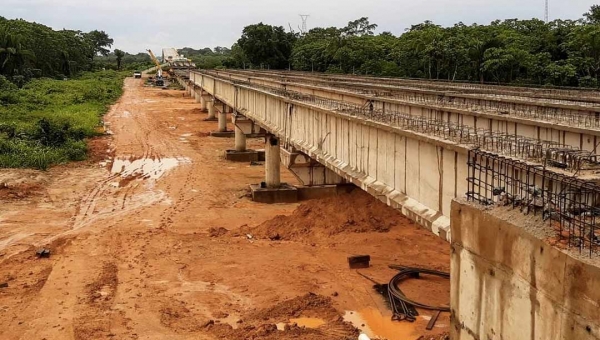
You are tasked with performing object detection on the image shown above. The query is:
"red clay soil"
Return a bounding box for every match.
[0,77,451,340]
[242,189,400,242]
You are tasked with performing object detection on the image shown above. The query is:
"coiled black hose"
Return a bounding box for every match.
[386,265,450,321]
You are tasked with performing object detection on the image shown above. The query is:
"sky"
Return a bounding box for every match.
[1,0,598,54]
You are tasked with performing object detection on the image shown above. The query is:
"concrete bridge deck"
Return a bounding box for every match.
[229,69,600,104]
[181,69,600,245]
[205,69,600,155]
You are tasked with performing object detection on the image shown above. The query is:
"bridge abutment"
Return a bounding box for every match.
[451,200,600,340]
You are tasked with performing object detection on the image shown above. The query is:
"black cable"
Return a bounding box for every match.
[387,267,450,312]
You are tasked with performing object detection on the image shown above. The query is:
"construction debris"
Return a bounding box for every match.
[35,249,51,258]
[426,310,441,330]
[348,255,371,269]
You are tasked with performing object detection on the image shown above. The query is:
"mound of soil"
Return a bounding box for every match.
[251,293,338,322]
[208,293,358,340]
[244,189,411,241]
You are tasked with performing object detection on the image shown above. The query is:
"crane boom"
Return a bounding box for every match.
[147,49,161,68]
[146,49,164,85]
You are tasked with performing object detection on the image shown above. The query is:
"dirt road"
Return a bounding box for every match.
[0,78,450,340]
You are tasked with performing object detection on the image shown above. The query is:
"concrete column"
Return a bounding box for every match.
[218,106,227,132]
[200,95,207,112]
[194,90,201,103]
[234,125,246,152]
[208,100,216,119]
[265,135,281,188]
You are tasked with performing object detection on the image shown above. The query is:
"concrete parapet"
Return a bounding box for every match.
[450,200,600,340]
[249,183,298,204]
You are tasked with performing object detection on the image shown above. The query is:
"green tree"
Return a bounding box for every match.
[84,30,113,63]
[584,5,600,24]
[237,23,296,69]
[114,49,125,70]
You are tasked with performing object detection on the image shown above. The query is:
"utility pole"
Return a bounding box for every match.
[544,0,549,23]
[299,14,310,34]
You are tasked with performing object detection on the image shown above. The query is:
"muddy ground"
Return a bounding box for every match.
[0,78,450,340]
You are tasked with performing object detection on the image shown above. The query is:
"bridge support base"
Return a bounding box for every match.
[249,183,298,204]
[225,150,259,162]
[210,131,235,137]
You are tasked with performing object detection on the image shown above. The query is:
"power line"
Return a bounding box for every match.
[299,14,310,34]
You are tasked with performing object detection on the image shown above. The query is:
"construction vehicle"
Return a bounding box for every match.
[146,49,165,87]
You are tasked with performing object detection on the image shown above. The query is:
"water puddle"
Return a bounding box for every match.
[344,308,426,340]
[111,157,191,181]
[276,317,326,331]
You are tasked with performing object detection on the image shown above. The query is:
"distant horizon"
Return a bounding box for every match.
[2,0,597,54]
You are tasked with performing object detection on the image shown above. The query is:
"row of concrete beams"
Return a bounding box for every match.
[199,69,600,154]
[223,69,600,111]
[197,70,600,177]
[233,69,600,104]
[212,70,600,133]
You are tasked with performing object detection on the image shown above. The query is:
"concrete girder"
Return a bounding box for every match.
[281,147,346,186]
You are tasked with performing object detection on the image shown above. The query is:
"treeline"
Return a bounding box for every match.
[178,46,232,69]
[94,52,152,72]
[0,17,150,86]
[221,5,600,87]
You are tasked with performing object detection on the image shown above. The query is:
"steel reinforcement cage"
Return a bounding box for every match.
[466,149,600,257]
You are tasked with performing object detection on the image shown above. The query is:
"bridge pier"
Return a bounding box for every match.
[205,99,217,121]
[200,93,209,112]
[225,115,265,162]
[250,134,298,203]
[218,109,227,132]
[265,135,280,188]
[235,125,247,153]
[194,87,201,103]
[210,104,235,137]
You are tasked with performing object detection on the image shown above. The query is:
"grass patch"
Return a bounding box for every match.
[0,70,127,170]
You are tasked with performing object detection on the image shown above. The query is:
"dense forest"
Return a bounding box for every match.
[218,5,600,87]
[0,16,152,86]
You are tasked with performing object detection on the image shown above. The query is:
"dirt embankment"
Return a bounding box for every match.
[236,189,404,242]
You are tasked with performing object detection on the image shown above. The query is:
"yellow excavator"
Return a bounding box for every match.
[147,49,165,86]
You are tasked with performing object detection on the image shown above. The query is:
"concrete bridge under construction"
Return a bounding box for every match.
[176,70,600,340]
